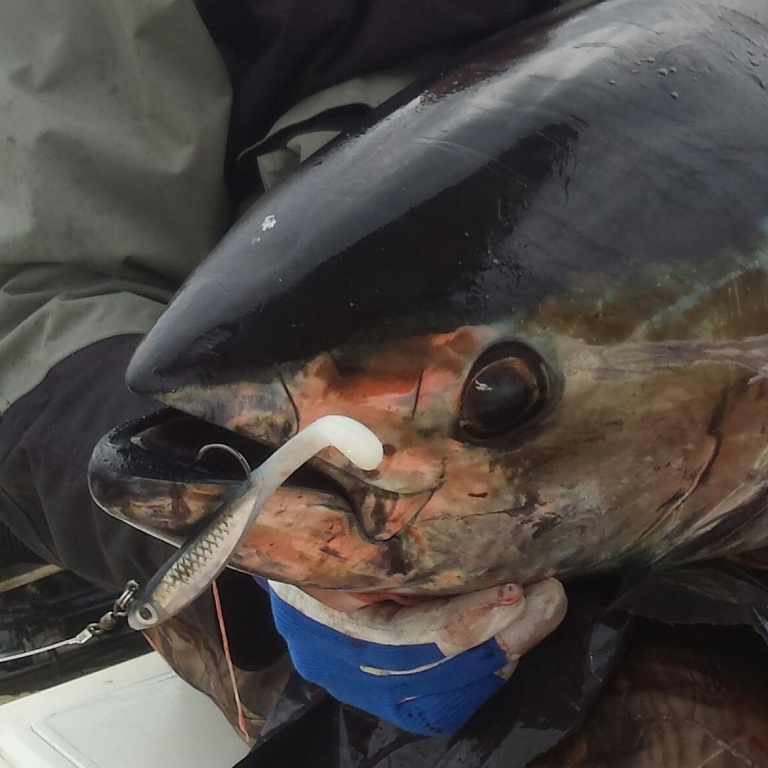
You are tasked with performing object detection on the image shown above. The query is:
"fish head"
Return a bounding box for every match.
[91,0,768,595]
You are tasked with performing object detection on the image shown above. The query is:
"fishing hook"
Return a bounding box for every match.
[195,443,252,480]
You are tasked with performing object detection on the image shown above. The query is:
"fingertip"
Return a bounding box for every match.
[495,582,525,606]
[524,578,568,621]
[494,578,568,659]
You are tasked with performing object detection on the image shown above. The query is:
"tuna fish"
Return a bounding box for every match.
[90,0,768,598]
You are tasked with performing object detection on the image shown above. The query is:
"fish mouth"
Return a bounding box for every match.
[89,408,434,592]
[133,409,360,510]
[91,408,370,536]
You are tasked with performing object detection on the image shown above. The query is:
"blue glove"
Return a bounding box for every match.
[267,579,566,737]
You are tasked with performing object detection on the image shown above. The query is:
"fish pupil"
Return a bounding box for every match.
[458,343,551,442]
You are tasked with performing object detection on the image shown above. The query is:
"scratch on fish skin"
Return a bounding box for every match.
[572,42,621,50]
[635,398,724,551]
[399,460,448,532]
[425,508,521,523]
[695,748,726,768]
[411,138,527,183]
[692,389,728,489]
[274,364,300,435]
[534,129,568,153]
[409,370,424,421]
[753,607,768,640]
[672,435,719,509]
[620,396,727,564]
[723,7,763,29]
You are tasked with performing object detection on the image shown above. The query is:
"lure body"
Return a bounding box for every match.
[128,480,258,628]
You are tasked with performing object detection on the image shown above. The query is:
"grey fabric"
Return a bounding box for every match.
[0,0,232,412]
[254,65,431,191]
[0,0,439,413]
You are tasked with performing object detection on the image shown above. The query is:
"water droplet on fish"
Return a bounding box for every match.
[658,68,668,76]
[645,56,656,63]
[670,91,679,99]
[669,66,677,74]
[751,60,761,67]
[607,78,616,85]
[261,215,277,231]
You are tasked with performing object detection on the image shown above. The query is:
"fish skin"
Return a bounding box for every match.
[90,0,768,594]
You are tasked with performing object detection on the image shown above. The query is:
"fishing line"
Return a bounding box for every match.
[212,579,248,740]
[196,443,253,478]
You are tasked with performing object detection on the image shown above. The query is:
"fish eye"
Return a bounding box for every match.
[457,343,552,442]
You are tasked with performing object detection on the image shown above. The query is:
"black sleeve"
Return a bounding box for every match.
[0,336,173,593]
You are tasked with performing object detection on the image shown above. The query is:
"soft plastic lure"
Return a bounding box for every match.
[127,416,383,630]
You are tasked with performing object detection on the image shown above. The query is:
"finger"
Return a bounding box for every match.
[300,586,428,611]
[364,583,526,653]
[270,588,509,690]
[494,578,567,661]
[269,580,527,652]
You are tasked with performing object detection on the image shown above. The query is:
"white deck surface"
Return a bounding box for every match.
[0,653,249,768]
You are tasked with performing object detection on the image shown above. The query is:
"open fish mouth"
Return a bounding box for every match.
[89,407,438,593]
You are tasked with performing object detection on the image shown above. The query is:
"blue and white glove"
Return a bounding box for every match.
[268,579,566,737]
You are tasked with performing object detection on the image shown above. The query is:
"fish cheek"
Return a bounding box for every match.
[654,375,768,560]
[531,365,754,560]
[431,367,725,581]
[233,494,400,590]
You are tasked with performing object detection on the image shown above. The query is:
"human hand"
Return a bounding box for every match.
[268,578,567,737]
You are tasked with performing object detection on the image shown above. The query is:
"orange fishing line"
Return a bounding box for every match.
[212,580,248,740]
